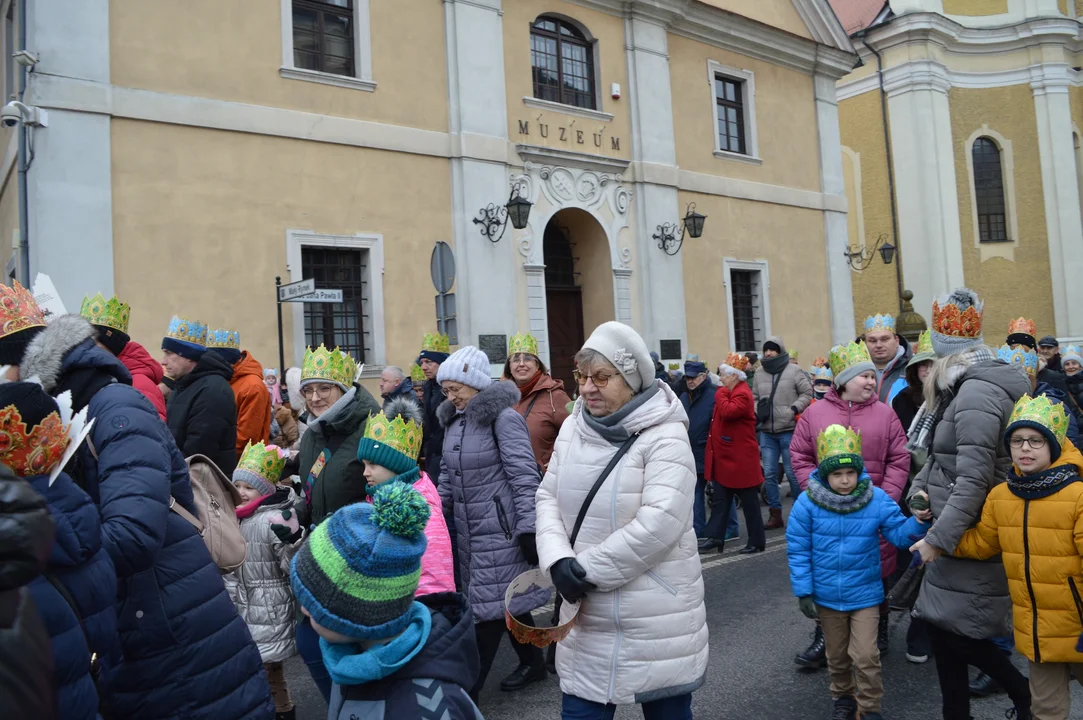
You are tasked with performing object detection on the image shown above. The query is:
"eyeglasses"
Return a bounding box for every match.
[573,370,616,388]
[301,384,336,399]
[441,384,466,397]
[510,353,537,365]
[1009,436,1047,450]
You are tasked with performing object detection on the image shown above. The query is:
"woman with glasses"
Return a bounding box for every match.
[502,332,571,473]
[535,321,708,720]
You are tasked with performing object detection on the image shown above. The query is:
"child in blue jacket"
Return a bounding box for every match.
[787,424,927,720]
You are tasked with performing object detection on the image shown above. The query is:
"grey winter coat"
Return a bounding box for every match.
[751,336,813,435]
[908,360,1030,640]
[437,381,547,622]
[224,489,301,663]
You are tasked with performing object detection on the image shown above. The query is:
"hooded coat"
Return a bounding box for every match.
[437,381,546,622]
[230,351,272,457]
[167,351,239,475]
[117,340,166,421]
[751,336,814,435]
[535,381,709,706]
[513,372,572,472]
[909,360,1031,640]
[680,378,716,475]
[422,379,446,482]
[704,381,762,489]
[19,314,274,720]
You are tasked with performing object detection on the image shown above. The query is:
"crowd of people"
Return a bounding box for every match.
[3,279,1083,720]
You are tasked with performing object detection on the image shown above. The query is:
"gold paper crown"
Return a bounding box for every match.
[363,409,424,461]
[509,332,538,357]
[421,332,450,354]
[828,341,872,378]
[1008,317,1037,338]
[301,344,357,388]
[0,403,69,477]
[0,280,46,340]
[409,363,426,383]
[816,424,863,463]
[1008,394,1069,448]
[236,441,288,485]
[724,352,750,372]
[80,293,131,334]
[914,329,933,356]
[932,290,984,340]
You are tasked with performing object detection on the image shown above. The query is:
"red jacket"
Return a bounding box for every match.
[117,341,167,421]
[231,351,271,457]
[704,382,763,489]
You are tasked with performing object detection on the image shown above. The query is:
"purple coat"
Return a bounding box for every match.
[437,381,547,622]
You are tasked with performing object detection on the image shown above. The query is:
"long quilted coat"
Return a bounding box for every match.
[225,489,299,663]
[909,360,1030,640]
[535,381,709,706]
[790,387,910,577]
[20,314,273,720]
[437,381,546,622]
[27,472,120,720]
[954,444,1083,663]
[787,471,926,611]
[703,382,762,489]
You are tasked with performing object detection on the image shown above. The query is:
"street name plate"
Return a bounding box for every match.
[288,289,344,303]
[278,278,315,302]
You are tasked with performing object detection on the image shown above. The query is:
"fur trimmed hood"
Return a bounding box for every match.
[21,313,98,392]
[437,379,520,429]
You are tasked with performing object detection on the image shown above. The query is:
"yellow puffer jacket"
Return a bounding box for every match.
[954,443,1083,663]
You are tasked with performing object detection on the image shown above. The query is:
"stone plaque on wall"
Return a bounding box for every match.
[479,334,508,365]
[659,339,682,360]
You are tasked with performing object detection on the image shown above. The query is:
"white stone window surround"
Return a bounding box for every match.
[707,60,761,165]
[524,13,609,122]
[285,229,386,377]
[280,0,375,92]
[964,125,1020,262]
[722,258,772,353]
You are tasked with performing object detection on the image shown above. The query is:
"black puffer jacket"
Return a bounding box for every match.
[422,379,446,482]
[167,352,238,474]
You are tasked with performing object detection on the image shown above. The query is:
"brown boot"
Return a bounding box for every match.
[764,508,784,530]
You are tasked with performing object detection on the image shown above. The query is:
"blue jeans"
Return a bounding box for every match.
[760,431,799,510]
[693,476,739,538]
[297,615,332,703]
[561,692,693,720]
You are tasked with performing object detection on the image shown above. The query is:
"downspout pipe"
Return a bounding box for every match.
[16,0,27,284]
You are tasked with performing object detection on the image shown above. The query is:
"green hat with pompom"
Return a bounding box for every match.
[290,482,430,640]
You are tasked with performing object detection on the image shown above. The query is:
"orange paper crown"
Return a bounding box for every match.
[933,297,983,340]
[1008,317,1037,338]
[0,403,69,477]
[725,352,750,372]
[0,280,47,340]
[812,356,829,368]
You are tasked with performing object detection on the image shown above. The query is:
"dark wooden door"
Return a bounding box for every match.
[546,286,584,393]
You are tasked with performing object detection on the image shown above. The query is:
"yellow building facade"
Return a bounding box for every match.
[834,0,1083,342]
[6,0,859,387]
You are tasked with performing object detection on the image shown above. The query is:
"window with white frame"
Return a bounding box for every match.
[708,61,759,162]
[281,0,374,91]
[723,259,770,353]
[964,126,1018,257]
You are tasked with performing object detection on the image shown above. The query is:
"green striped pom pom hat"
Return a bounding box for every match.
[290,481,430,639]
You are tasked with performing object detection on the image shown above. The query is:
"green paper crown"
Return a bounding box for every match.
[421,332,450,354]
[509,332,538,357]
[828,341,872,378]
[236,441,288,485]
[409,363,426,383]
[1008,394,1069,448]
[817,424,862,464]
[301,344,357,388]
[790,349,798,361]
[914,329,933,356]
[363,410,423,462]
[80,293,131,334]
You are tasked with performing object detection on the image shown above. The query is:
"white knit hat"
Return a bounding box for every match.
[436,345,493,391]
[581,321,655,394]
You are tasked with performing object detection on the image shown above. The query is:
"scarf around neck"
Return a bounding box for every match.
[1008,465,1082,500]
[582,380,660,445]
[762,353,791,376]
[806,474,873,514]
[319,602,432,686]
[906,345,995,454]
[312,386,357,430]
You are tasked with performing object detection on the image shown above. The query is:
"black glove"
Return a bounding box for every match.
[270,508,303,544]
[518,532,539,566]
[550,558,596,602]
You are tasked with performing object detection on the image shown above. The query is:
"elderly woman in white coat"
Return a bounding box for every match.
[535,321,709,720]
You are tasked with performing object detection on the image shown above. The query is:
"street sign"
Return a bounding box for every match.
[278,278,315,302]
[430,242,455,294]
[288,289,344,303]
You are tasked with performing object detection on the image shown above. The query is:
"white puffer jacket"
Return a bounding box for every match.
[535,381,709,705]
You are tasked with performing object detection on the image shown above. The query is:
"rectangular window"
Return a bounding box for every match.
[729,269,765,353]
[715,75,746,155]
[300,245,369,362]
[708,62,759,161]
[292,0,355,77]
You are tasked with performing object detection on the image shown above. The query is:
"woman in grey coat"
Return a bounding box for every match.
[436,345,548,701]
[907,289,1031,720]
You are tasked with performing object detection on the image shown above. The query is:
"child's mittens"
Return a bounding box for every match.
[269,508,303,544]
[908,492,929,511]
[797,596,818,620]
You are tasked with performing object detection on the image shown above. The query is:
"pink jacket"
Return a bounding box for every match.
[413,473,456,597]
[790,388,910,577]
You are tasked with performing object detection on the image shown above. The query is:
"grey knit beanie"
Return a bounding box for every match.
[436,345,493,391]
[581,321,655,394]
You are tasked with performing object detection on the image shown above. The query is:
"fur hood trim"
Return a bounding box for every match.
[436,379,520,429]
[20,314,97,392]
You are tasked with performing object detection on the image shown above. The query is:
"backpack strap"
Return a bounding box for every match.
[169,495,205,536]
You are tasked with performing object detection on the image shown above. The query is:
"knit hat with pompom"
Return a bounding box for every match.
[290,482,430,639]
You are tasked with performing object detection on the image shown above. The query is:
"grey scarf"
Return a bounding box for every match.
[806,475,873,514]
[906,345,995,454]
[583,380,661,446]
[310,386,357,430]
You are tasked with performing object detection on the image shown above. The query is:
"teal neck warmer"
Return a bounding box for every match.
[319,601,432,686]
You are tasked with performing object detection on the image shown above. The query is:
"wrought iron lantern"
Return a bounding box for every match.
[844,233,895,271]
[473,186,533,243]
[654,203,707,256]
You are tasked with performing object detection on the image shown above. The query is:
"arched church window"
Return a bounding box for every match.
[972,137,1009,243]
[531,16,596,110]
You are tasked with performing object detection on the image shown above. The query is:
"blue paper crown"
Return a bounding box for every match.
[997,344,1038,379]
[207,328,240,350]
[165,315,207,348]
[864,314,896,334]
[813,365,834,381]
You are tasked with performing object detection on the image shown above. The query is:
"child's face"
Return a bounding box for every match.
[827,468,859,494]
[235,481,261,505]
[814,380,831,394]
[362,460,397,488]
[1010,428,1052,473]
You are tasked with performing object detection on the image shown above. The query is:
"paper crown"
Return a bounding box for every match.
[812,356,829,368]
[914,329,933,357]
[812,365,834,382]
[80,293,130,334]
[409,363,426,383]
[509,332,538,357]
[724,352,750,372]
[997,344,1039,380]
[1008,317,1037,338]
[816,424,863,463]
[301,344,357,388]
[828,341,872,378]
[932,289,984,340]
[0,400,69,477]
[207,328,241,351]
[1063,344,1083,364]
[1008,394,1069,448]
[864,314,896,334]
[363,409,423,461]
[164,316,207,348]
[790,349,799,361]
[421,332,450,354]
[236,441,289,485]
[0,280,46,340]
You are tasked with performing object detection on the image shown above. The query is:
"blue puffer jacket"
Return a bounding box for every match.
[786,470,927,612]
[680,379,715,474]
[20,314,273,720]
[27,472,120,720]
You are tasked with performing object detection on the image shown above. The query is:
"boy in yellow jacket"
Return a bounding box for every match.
[954,393,1083,720]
